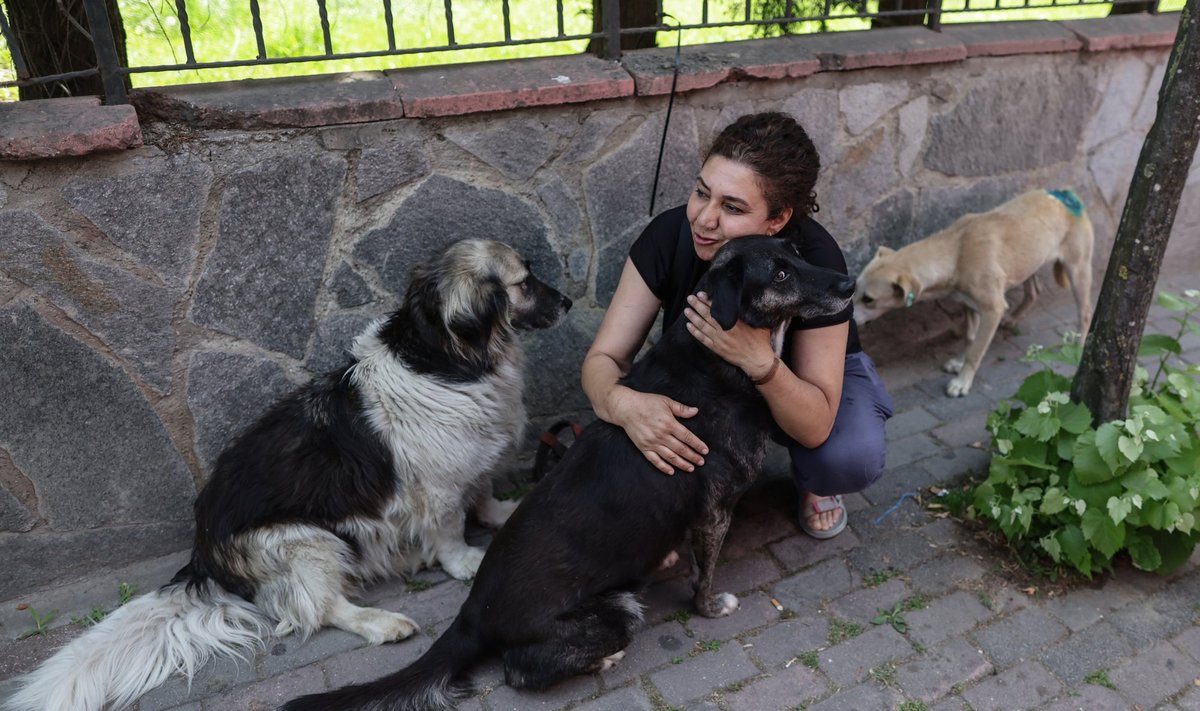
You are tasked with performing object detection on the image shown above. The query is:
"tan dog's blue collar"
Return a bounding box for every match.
[905,292,915,307]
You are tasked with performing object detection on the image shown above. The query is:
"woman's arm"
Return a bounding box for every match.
[683,293,847,447]
[582,259,710,474]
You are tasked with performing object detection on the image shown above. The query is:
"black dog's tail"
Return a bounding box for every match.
[278,616,481,711]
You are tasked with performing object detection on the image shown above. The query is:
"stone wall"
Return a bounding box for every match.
[1,17,1198,601]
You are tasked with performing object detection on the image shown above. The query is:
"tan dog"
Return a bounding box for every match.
[854,189,1094,397]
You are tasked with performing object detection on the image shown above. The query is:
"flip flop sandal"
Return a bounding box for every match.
[800,494,847,540]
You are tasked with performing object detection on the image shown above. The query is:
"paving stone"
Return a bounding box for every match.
[200,665,326,710]
[768,529,862,572]
[805,680,903,711]
[930,409,989,448]
[1108,640,1200,710]
[907,588,993,648]
[710,551,782,595]
[640,576,694,627]
[1037,620,1135,687]
[599,622,689,685]
[972,605,1068,668]
[740,614,830,668]
[819,624,914,687]
[885,433,945,471]
[961,660,1064,711]
[648,642,759,708]
[1107,598,1194,649]
[1042,578,1138,631]
[1172,626,1200,663]
[846,529,940,578]
[886,406,941,441]
[916,445,992,483]
[907,554,987,596]
[917,517,972,548]
[261,627,364,677]
[723,663,829,711]
[896,637,993,704]
[826,578,911,624]
[863,460,946,507]
[137,654,258,710]
[1172,684,1200,710]
[685,592,783,642]
[570,684,656,711]
[771,558,858,610]
[378,579,471,629]
[484,673,598,710]
[320,634,433,687]
[1040,683,1131,711]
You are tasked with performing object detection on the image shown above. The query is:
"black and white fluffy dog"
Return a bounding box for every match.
[280,236,856,711]
[5,239,571,711]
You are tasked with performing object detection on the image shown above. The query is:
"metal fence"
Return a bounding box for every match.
[0,0,1169,105]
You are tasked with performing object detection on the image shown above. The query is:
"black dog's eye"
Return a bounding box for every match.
[862,295,874,305]
[773,270,789,283]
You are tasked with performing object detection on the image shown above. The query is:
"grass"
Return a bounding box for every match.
[797,649,820,668]
[869,661,898,686]
[897,701,930,711]
[1,0,1186,102]
[864,569,900,587]
[1083,669,1116,689]
[17,606,56,639]
[827,616,864,645]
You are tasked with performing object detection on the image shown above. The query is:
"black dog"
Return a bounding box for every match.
[280,236,855,711]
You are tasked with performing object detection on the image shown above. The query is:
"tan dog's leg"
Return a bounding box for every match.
[946,297,1006,397]
[1006,275,1041,326]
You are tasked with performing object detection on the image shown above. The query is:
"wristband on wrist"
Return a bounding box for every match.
[752,357,783,386]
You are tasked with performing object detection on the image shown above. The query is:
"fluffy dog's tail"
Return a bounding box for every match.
[279,615,482,711]
[4,580,269,711]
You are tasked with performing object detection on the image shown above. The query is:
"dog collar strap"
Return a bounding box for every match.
[1047,189,1084,217]
[752,358,783,386]
[905,292,915,307]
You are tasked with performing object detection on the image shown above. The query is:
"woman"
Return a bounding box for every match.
[581,112,893,538]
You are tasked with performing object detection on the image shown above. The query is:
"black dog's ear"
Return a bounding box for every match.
[707,256,744,330]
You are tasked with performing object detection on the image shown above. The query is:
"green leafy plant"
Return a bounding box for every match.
[827,617,863,644]
[117,582,137,606]
[71,605,109,627]
[18,606,57,639]
[973,290,1200,577]
[871,602,909,633]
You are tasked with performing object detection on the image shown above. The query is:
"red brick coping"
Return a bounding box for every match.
[0,14,1181,161]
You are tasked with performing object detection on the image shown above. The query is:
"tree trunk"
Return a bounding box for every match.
[1071,0,1200,423]
[7,0,127,100]
[587,0,659,57]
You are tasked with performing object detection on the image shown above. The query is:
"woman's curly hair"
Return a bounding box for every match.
[705,112,821,219]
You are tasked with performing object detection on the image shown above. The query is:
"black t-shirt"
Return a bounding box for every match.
[629,204,862,355]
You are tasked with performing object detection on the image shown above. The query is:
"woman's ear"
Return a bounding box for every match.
[765,206,794,236]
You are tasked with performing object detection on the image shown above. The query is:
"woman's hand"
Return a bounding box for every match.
[684,293,778,381]
[606,386,709,475]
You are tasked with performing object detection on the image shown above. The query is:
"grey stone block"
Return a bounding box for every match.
[444,116,558,182]
[723,663,829,711]
[710,553,782,596]
[521,310,599,418]
[930,409,989,448]
[924,68,1092,176]
[649,642,758,708]
[1172,626,1200,663]
[906,554,987,596]
[200,664,326,710]
[352,174,560,300]
[829,127,901,227]
[884,433,944,471]
[819,624,914,688]
[378,579,470,630]
[599,621,688,685]
[1107,598,1193,648]
[973,606,1068,669]
[806,681,902,711]
[771,558,857,610]
[846,529,939,578]
[910,179,1022,242]
[192,153,345,357]
[306,312,373,375]
[1109,640,1200,710]
[137,652,258,710]
[895,637,993,704]
[1042,578,1138,632]
[356,138,429,201]
[905,591,994,649]
[868,189,917,258]
[0,210,179,390]
[582,109,698,252]
[186,351,297,472]
[741,614,829,668]
[685,592,781,643]
[0,302,192,531]
[63,153,211,286]
[767,529,862,573]
[1041,683,1130,711]
[962,660,1064,711]
[1038,620,1134,687]
[827,578,911,624]
[329,262,376,309]
[261,626,363,678]
[0,475,34,532]
[886,406,940,442]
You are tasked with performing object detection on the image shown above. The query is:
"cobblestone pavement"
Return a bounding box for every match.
[2,271,1198,711]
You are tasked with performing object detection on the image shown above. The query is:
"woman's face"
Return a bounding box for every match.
[686,155,793,262]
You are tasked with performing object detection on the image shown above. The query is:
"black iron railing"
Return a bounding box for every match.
[0,0,1167,105]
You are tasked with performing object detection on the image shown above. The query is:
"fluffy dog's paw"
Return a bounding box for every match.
[441,546,486,580]
[698,592,740,618]
[373,612,420,644]
[593,650,627,672]
[945,375,972,397]
[943,356,965,374]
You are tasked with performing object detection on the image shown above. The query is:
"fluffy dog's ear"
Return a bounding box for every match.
[447,277,507,355]
[893,273,922,307]
[708,256,744,330]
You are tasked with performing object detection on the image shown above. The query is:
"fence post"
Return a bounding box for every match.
[81,0,128,104]
[925,0,943,31]
[603,0,622,60]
